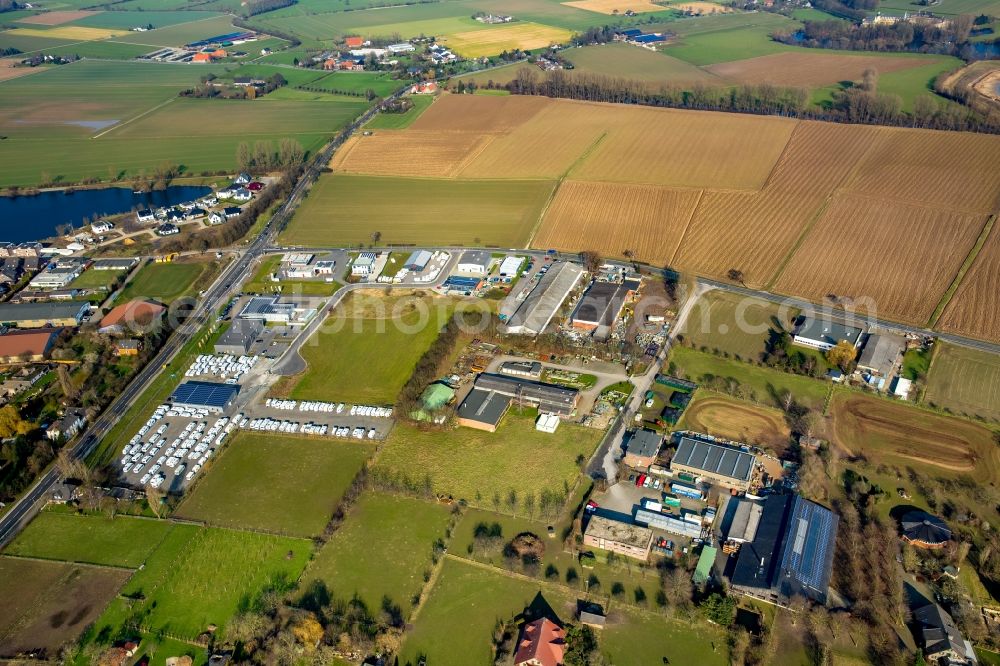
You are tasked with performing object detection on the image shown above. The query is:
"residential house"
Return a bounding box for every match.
[184,207,207,220]
[208,211,224,225]
[234,172,252,185]
[92,220,114,234]
[156,223,180,236]
[913,602,974,664]
[513,618,565,666]
[224,206,242,219]
[230,187,252,202]
[46,409,86,441]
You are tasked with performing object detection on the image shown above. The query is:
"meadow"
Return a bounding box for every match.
[366,94,434,129]
[679,391,791,450]
[375,408,603,508]
[175,433,375,537]
[68,268,126,290]
[280,174,555,247]
[303,493,451,614]
[3,511,174,567]
[116,260,208,304]
[307,71,403,97]
[680,290,796,361]
[113,14,237,47]
[564,42,721,86]
[924,342,1000,422]
[829,391,1000,484]
[659,12,799,65]
[278,292,453,404]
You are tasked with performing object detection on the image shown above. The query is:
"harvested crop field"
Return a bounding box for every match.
[443,23,574,58]
[924,342,1000,422]
[705,51,945,87]
[681,392,790,451]
[410,92,549,132]
[773,193,988,324]
[674,2,732,12]
[937,218,1000,343]
[533,180,701,264]
[7,25,127,40]
[562,0,667,13]
[332,130,494,178]
[0,558,129,658]
[0,58,42,81]
[829,392,999,483]
[17,9,99,24]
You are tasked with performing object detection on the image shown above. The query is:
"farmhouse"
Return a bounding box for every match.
[513,617,565,666]
[456,250,491,276]
[0,301,89,328]
[0,329,59,362]
[504,261,584,336]
[344,36,364,48]
[570,278,638,339]
[671,436,757,492]
[499,360,542,379]
[474,372,579,415]
[170,380,240,413]
[352,252,377,276]
[99,300,166,335]
[728,495,838,604]
[857,332,905,377]
[46,409,86,441]
[792,316,864,351]
[214,318,264,356]
[913,602,975,665]
[583,515,654,561]
[901,510,951,549]
[623,429,662,469]
[455,387,511,432]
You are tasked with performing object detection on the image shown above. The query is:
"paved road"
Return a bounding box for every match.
[0,91,404,548]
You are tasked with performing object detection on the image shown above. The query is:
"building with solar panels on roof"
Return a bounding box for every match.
[724,494,839,605]
[670,435,757,492]
[170,380,240,414]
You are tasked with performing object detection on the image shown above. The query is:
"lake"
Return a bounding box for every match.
[0,185,214,243]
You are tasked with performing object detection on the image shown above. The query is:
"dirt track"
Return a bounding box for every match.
[682,393,790,451]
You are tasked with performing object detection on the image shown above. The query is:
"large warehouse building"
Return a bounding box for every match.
[670,436,757,491]
[170,381,240,413]
[570,278,640,339]
[0,301,89,328]
[474,373,579,415]
[504,261,583,336]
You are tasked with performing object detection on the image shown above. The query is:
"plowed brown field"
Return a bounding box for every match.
[705,51,942,88]
[409,93,548,132]
[332,130,494,178]
[774,194,988,324]
[533,181,702,264]
[937,217,1000,342]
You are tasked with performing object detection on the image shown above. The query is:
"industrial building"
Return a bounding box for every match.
[456,250,491,276]
[0,329,59,362]
[440,275,482,295]
[404,250,432,272]
[670,436,757,491]
[473,373,579,416]
[29,265,84,289]
[583,515,654,561]
[238,296,302,324]
[634,508,702,539]
[792,316,864,351]
[92,257,139,271]
[623,429,662,469]
[499,360,542,379]
[498,255,524,279]
[169,381,240,413]
[570,278,639,339]
[351,252,377,276]
[504,261,584,336]
[727,495,838,604]
[214,319,264,356]
[455,387,511,432]
[0,301,89,328]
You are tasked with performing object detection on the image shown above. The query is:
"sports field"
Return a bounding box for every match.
[829,391,999,483]
[279,292,453,404]
[117,525,311,640]
[303,493,451,613]
[680,392,791,450]
[375,408,603,508]
[176,433,375,537]
[3,511,173,567]
[924,343,1000,422]
[0,557,129,658]
[280,175,555,247]
[117,260,207,304]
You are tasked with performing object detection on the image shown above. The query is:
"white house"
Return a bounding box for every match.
[230,188,252,202]
[234,172,252,185]
[792,317,864,351]
[136,209,156,223]
[223,207,242,219]
[352,252,377,276]
[91,221,114,234]
[208,212,225,225]
[156,223,180,236]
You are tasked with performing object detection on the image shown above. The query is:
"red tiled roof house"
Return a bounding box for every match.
[514,618,565,666]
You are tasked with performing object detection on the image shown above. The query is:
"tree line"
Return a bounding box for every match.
[242,0,294,17]
[774,17,980,58]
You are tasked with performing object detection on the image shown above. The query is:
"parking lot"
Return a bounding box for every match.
[248,398,394,440]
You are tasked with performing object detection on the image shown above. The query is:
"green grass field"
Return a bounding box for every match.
[879,0,1000,15]
[281,175,555,247]
[282,295,452,404]
[176,433,374,538]
[67,268,125,290]
[924,342,1000,422]
[303,493,451,613]
[681,290,798,362]
[366,94,434,129]
[306,71,405,97]
[117,525,311,640]
[376,408,603,509]
[600,606,728,666]
[70,10,223,30]
[669,345,830,411]
[564,42,721,85]
[113,14,236,47]
[2,512,173,568]
[116,261,207,304]
[661,12,799,65]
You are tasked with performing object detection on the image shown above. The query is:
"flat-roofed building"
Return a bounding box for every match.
[792,316,864,351]
[474,372,579,416]
[29,266,83,289]
[671,436,756,491]
[170,381,240,413]
[498,360,542,379]
[634,509,701,538]
[0,329,59,362]
[504,261,584,336]
[455,387,511,432]
[351,253,377,276]
[498,255,524,278]
[583,515,653,561]
[214,319,264,356]
[570,278,638,339]
[623,429,662,469]
[0,301,89,328]
[457,250,491,276]
[857,333,905,377]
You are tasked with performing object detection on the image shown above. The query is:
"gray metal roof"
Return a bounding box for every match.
[634,509,701,538]
[459,250,491,268]
[626,429,662,458]
[857,333,905,374]
[456,388,511,427]
[505,261,583,335]
[571,280,630,327]
[0,300,88,322]
[793,316,863,347]
[215,319,263,351]
[474,373,578,415]
[672,436,755,482]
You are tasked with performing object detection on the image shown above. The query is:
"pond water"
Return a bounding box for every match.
[0,185,213,243]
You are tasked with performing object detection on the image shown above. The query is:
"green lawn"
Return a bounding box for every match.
[280,295,453,404]
[601,606,728,666]
[67,268,125,290]
[117,525,311,640]
[375,408,603,510]
[669,345,830,411]
[306,71,405,97]
[2,511,174,568]
[70,10,223,29]
[116,261,206,304]
[366,94,434,129]
[175,433,375,538]
[281,174,555,248]
[303,493,451,614]
[564,42,721,86]
[113,14,236,47]
[661,12,799,65]
[924,342,1000,422]
[681,290,798,362]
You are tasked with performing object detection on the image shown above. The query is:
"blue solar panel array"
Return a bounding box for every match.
[442,276,482,291]
[170,381,239,409]
[779,497,838,597]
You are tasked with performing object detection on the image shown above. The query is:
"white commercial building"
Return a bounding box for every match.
[457,250,491,276]
[352,252,377,276]
[498,255,524,278]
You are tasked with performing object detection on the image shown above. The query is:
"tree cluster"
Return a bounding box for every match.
[775,17,977,57]
[242,0,295,17]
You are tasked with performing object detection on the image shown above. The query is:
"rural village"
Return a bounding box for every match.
[0,0,999,663]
